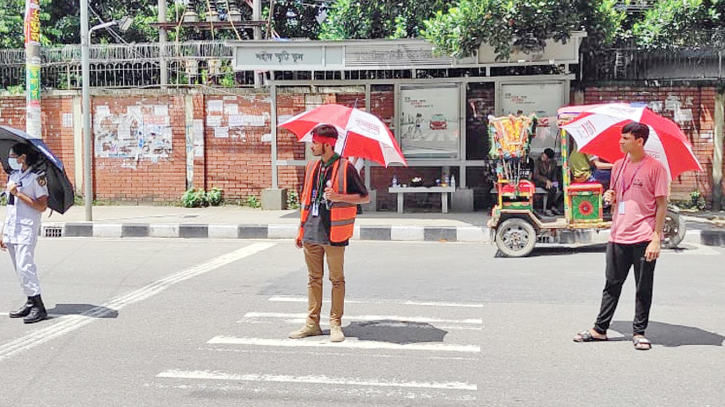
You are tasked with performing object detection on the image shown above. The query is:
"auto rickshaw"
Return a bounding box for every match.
[486,107,686,257]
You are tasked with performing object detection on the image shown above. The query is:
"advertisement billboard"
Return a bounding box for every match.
[400,85,460,159]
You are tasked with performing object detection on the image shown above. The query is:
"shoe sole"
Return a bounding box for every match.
[288,330,323,339]
[23,315,48,324]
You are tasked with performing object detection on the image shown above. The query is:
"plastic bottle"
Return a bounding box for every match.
[392,174,398,187]
[444,175,450,186]
[451,175,456,189]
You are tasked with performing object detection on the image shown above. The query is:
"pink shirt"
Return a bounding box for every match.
[609,155,669,244]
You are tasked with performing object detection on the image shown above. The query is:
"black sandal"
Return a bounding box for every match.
[573,330,608,342]
[633,336,652,350]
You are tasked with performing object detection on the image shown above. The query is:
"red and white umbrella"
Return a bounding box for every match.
[279,104,407,167]
[561,103,703,180]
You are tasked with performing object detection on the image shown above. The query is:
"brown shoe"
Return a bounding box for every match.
[330,325,345,342]
[288,324,323,339]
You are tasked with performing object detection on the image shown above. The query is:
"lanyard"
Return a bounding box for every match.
[314,155,339,204]
[618,157,647,199]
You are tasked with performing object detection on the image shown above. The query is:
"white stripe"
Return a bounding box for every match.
[0,243,276,362]
[157,369,477,391]
[207,336,481,353]
[268,296,483,308]
[257,319,483,331]
[244,312,482,325]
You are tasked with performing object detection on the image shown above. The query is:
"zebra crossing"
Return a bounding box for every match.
[150,295,482,405]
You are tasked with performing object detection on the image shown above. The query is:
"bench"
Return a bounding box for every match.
[388,186,455,213]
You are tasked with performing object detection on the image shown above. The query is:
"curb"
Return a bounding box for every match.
[40,222,724,247]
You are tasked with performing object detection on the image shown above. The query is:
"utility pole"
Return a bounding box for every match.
[253,0,263,86]
[81,0,93,220]
[158,0,168,87]
[24,0,41,139]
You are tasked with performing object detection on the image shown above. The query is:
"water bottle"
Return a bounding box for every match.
[392,174,398,187]
[444,175,450,186]
[451,175,456,190]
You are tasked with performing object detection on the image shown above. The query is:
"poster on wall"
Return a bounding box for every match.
[94,105,173,159]
[399,85,460,159]
[500,83,564,156]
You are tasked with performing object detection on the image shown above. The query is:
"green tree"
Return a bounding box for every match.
[631,0,725,48]
[269,0,323,39]
[319,0,453,40]
[0,0,60,48]
[422,0,623,60]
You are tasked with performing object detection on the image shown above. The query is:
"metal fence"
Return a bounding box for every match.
[0,41,245,91]
[4,40,725,89]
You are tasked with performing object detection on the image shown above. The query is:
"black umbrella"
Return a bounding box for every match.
[0,126,74,214]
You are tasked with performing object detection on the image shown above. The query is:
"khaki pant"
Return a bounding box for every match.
[303,243,345,327]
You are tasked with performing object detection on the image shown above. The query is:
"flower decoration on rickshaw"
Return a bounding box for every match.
[578,200,594,217]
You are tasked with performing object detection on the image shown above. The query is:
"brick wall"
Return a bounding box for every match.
[0,95,76,190]
[578,85,720,200]
[0,83,721,208]
[92,94,187,202]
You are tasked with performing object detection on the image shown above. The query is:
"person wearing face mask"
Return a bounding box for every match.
[289,124,369,343]
[0,143,49,324]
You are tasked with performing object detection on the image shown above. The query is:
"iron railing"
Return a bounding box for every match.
[0,41,240,90]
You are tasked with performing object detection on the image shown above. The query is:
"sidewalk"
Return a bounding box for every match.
[1,205,721,246]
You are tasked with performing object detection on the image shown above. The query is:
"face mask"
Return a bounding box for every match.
[8,157,22,171]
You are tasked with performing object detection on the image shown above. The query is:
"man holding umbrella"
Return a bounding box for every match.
[289,124,369,343]
[574,122,669,350]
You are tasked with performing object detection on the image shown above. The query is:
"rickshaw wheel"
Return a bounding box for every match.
[496,218,536,257]
[662,209,686,249]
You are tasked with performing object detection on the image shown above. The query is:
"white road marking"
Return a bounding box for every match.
[268,296,483,308]
[156,369,477,391]
[145,381,479,401]
[201,347,479,361]
[207,336,481,353]
[249,319,483,331]
[0,243,276,362]
[243,312,482,325]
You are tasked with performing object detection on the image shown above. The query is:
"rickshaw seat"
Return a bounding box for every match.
[499,179,535,195]
[567,182,603,194]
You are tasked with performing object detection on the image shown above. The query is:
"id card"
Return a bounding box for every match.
[312,202,319,217]
[618,201,626,215]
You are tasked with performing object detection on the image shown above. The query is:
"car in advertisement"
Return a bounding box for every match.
[429,114,447,130]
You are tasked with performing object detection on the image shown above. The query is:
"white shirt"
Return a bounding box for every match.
[3,169,48,245]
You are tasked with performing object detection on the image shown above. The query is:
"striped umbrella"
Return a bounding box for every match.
[561,103,702,180]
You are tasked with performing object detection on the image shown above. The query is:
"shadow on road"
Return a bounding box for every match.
[610,320,724,347]
[494,244,609,258]
[342,320,448,344]
[48,303,119,319]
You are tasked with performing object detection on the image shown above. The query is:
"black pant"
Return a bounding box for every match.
[594,242,656,336]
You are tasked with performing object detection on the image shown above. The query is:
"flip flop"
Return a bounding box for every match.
[633,336,652,350]
[573,330,608,342]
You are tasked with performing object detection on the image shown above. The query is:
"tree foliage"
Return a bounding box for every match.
[269,0,323,39]
[319,0,453,40]
[630,0,725,48]
[422,0,623,60]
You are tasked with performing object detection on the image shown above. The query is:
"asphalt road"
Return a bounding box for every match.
[0,238,723,406]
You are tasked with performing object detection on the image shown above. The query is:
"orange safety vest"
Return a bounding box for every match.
[297,158,358,243]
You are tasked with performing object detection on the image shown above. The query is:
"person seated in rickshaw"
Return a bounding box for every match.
[533,148,560,215]
[570,141,614,189]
